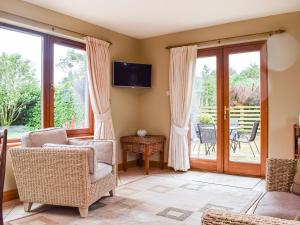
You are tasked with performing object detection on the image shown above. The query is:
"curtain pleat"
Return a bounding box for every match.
[85,37,115,140]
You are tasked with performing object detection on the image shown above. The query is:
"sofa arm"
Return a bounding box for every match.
[68,139,116,165]
[202,209,300,225]
[266,158,298,192]
[10,147,91,207]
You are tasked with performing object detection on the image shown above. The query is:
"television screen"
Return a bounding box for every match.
[113,61,151,88]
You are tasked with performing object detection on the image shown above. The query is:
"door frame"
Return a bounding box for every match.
[189,41,268,176]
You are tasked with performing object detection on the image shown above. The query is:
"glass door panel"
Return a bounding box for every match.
[228,52,261,164]
[53,44,89,129]
[191,56,218,160]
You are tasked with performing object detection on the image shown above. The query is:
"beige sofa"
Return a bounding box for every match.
[10,128,117,218]
[202,159,300,225]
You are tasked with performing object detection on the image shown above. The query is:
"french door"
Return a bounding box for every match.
[190,41,268,176]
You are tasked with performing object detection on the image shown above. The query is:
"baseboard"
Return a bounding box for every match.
[3,189,19,202]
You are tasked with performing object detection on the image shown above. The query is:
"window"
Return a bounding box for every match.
[0,23,93,140]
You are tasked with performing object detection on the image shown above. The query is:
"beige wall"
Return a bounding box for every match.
[0,0,144,191]
[139,12,300,162]
[1,0,300,192]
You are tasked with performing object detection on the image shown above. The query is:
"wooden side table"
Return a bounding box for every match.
[120,135,166,175]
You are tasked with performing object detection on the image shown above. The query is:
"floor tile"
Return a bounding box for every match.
[180,183,206,191]
[198,203,233,212]
[147,185,173,193]
[253,180,266,192]
[157,207,193,221]
[193,172,262,188]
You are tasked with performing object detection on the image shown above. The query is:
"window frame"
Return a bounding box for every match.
[0,22,94,141]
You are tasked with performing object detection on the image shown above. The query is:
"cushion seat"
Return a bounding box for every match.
[254,191,300,220]
[90,162,112,183]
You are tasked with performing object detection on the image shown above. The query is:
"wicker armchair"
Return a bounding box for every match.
[10,128,117,218]
[202,159,299,225]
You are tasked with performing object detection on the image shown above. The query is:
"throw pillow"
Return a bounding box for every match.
[68,139,114,165]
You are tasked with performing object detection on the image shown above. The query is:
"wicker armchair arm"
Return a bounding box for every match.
[266,158,298,192]
[202,209,300,225]
[9,147,91,207]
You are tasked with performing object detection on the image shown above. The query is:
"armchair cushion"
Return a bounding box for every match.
[90,162,112,183]
[43,143,96,174]
[291,161,300,195]
[254,192,300,220]
[68,139,114,165]
[22,128,68,147]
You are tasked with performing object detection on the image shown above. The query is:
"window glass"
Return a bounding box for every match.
[0,27,42,139]
[53,44,89,129]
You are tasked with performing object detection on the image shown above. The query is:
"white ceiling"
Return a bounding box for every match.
[24,0,300,39]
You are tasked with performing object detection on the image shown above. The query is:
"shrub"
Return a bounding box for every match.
[197,113,214,124]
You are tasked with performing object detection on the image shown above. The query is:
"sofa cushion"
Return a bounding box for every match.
[291,161,300,195]
[68,139,114,165]
[22,128,68,147]
[254,191,300,220]
[90,162,112,183]
[43,143,96,174]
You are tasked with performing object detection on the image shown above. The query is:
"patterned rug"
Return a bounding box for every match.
[6,171,262,225]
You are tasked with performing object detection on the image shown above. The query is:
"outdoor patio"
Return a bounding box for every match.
[190,135,261,164]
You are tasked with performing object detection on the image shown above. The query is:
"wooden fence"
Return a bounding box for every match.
[198,106,260,133]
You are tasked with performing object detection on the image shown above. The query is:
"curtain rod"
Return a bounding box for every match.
[0,10,112,45]
[165,29,285,49]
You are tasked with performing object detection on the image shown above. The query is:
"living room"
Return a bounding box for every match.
[0,0,300,224]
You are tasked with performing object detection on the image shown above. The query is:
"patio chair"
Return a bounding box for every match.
[193,123,201,153]
[197,123,216,155]
[235,121,260,157]
[229,118,240,152]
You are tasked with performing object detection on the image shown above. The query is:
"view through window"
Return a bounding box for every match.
[191,56,218,160]
[54,44,89,129]
[0,24,91,140]
[0,27,42,139]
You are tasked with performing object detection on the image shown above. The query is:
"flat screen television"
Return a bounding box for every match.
[113,61,151,88]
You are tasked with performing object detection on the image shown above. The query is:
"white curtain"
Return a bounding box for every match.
[168,45,197,171]
[85,37,115,140]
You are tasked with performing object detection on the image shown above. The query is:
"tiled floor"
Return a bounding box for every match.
[3,167,266,223]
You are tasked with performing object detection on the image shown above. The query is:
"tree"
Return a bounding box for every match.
[54,49,87,128]
[229,63,260,106]
[0,53,39,127]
